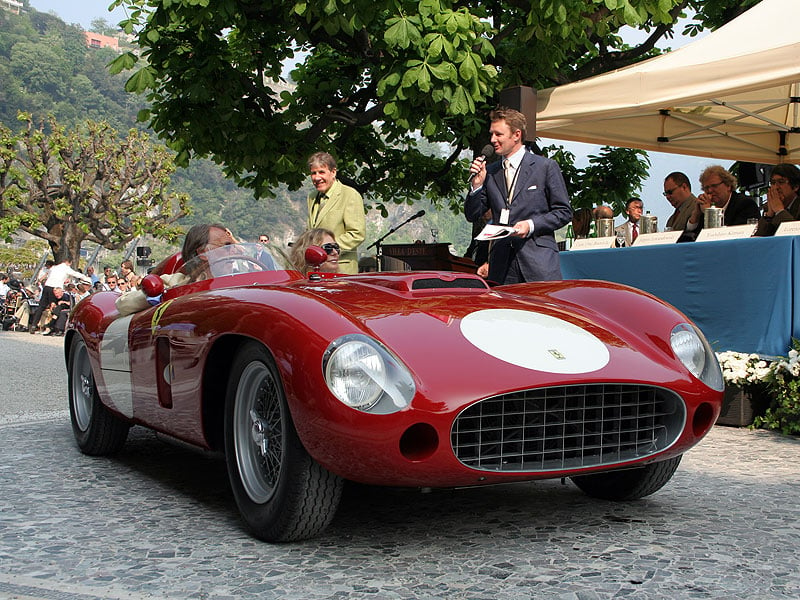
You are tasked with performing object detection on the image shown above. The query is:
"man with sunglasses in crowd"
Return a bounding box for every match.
[256,234,277,270]
[683,165,759,241]
[754,164,800,236]
[662,171,696,233]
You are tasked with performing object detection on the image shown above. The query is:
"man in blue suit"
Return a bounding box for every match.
[465,107,572,284]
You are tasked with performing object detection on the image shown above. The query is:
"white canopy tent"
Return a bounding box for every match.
[535,0,800,165]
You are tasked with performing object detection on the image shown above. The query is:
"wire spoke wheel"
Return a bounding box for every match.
[224,342,344,542]
[233,361,285,503]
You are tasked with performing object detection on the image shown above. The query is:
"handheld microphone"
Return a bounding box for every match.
[468,144,495,183]
[412,209,426,219]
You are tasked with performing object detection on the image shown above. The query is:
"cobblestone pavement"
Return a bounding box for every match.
[1,332,799,599]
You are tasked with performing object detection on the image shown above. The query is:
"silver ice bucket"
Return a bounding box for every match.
[640,213,658,234]
[596,218,614,237]
[704,206,724,228]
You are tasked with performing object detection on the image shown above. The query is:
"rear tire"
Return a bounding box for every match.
[68,335,129,455]
[571,456,682,500]
[224,342,343,542]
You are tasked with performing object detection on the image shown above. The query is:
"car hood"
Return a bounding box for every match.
[288,272,700,402]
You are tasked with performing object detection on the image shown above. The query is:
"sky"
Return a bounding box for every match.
[29,0,126,29]
[28,1,731,227]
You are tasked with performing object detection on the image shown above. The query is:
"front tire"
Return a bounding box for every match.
[68,335,129,455]
[224,342,343,542]
[571,456,682,500]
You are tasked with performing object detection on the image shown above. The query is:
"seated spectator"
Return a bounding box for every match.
[592,205,613,221]
[571,207,594,239]
[0,273,9,300]
[289,228,341,276]
[44,287,73,336]
[29,258,91,334]
[614,198,644,246]
[754,164,800,236]
[684,165,759,239]
[74,280,93,302]
[663,172,696,232]
[8,279,37,331]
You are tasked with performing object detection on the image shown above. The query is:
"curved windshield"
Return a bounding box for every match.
[181,243,299,281]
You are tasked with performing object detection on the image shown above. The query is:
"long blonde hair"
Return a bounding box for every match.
[290,228,336,275]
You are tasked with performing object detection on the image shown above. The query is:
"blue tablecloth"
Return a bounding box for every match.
[560,236,800,356]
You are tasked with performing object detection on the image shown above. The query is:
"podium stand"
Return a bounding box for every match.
[379,243,478,273]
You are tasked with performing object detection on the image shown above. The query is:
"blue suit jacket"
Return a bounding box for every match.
[465,150,572,283]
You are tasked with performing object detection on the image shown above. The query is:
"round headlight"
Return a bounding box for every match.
[325,340,386,410]
[323,334,416,413]
[670,323,724,391]
[671,326,705,376]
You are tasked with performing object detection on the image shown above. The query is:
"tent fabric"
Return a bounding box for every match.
[535,0,800,165]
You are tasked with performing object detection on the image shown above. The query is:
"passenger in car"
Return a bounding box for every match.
[289,228,341,276]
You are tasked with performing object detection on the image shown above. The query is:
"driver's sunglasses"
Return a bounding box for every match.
[321,243,340,255]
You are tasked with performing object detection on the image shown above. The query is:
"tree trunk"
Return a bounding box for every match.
[51,221,87,266]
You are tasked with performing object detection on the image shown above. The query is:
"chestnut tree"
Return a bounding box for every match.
[109,0,754,212]
[0,115,190,263]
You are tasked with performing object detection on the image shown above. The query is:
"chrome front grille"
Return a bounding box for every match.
[451,384,685,472]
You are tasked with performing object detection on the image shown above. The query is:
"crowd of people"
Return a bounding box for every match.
[0,257,149,335]
[559,163,800,253]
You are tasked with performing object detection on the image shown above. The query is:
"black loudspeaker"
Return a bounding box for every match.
[498,86,537,142]
[735,162,771,188]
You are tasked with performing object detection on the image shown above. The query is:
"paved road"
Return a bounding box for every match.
[1,331,799,599]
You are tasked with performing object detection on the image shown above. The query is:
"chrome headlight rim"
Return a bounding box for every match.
[670,323,724,392]
[323,334,416,414]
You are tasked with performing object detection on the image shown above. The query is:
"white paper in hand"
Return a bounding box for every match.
[475,224,515,241]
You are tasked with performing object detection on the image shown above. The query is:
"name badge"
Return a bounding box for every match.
[499,209,510,225]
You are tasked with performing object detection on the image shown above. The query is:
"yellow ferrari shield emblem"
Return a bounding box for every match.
[150,299,174,331]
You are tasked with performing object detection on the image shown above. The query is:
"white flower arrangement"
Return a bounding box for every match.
[717,342,800,434]
[715,351,772,386]
[770,349,800,380]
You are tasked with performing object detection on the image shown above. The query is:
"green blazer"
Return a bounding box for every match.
[307,179,366,274]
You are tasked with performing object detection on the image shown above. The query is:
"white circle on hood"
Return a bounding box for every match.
[460,309,609,374]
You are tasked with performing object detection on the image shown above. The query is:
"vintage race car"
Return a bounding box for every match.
[66,243,724,542]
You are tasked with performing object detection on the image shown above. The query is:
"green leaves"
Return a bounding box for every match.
[100,0,723,211]
[0,115,189,263]
[384,15,422,49]
[124,67,156,93]
[108,51,138,75]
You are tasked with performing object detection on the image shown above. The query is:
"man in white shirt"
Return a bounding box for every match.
[29,259,90,334]
[465,107,572,283]
[614,198,643,246]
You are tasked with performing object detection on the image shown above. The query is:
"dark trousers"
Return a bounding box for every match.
[30,285,55,330]
[51,304,71,332]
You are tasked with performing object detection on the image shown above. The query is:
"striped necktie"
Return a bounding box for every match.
[503,159,514,197]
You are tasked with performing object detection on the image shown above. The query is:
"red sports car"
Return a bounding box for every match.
[66,243,724,542]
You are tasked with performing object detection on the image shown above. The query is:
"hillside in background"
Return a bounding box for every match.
[0,7,474,262]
